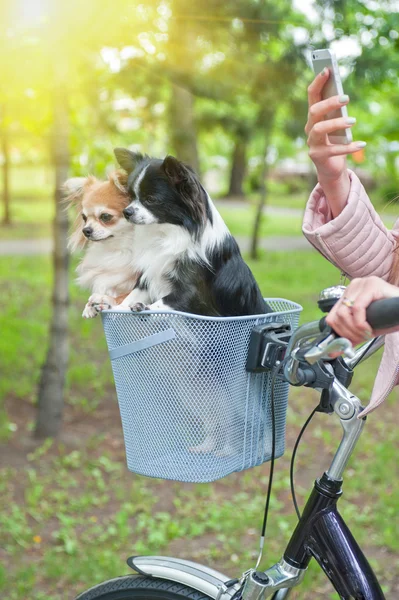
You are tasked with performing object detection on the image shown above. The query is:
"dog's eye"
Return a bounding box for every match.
[100,213,113,222]
[146,195,156,204]
[82,214,87,222]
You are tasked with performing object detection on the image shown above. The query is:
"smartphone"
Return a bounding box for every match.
[311,49,352,145]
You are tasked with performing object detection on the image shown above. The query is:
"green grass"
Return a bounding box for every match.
[0,198,305,241]
[5,166,53,200]
[0,251,398,599]
[218,207,303,237]
[1,193,397,246]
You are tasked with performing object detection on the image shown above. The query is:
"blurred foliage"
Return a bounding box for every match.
[314,0,399,198]
[1,0,399,195]
[2,2,399,595]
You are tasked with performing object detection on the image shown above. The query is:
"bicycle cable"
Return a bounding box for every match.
[290,405,318,520]
[254,362,281,570]
[349,336,380,370]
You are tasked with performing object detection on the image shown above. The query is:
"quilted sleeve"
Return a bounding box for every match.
[302,170,399,280]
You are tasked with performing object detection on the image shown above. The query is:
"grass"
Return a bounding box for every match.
[218,206,303,238]
[0,250,398,599]
[0,197,305,242]
[1,190,397,245]
[4,166,53,201]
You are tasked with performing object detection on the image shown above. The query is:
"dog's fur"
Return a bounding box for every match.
[113,150,272,456]
[64,172,138,318]
[114,148,271,317]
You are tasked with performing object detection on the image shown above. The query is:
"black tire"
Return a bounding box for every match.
[75,575,213,600]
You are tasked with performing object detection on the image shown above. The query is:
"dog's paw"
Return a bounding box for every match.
[189,438,217,454]
[82,302,98,319]
[82,294,117,318]
[130,302,150,312]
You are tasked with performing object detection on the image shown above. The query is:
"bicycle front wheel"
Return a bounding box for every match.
[75,575,213,600]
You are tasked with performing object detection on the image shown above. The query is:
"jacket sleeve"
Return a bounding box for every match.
[302,170,399,280]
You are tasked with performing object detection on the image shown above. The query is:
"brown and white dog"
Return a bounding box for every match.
[64,172,138,318]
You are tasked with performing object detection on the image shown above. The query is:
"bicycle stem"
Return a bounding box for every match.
[326,379,365,480]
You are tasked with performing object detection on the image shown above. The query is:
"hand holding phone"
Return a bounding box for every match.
[311,49,352,145]
[306,49,367,218]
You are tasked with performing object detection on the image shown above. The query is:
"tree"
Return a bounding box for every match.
[36,57,70,438]
[0,103,10,225]
[27,0,155,437]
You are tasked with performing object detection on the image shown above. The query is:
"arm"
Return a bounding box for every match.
[303,170,399,280]
[304,69,398,280]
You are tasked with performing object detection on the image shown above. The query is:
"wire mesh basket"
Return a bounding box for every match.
[101,299,302,483]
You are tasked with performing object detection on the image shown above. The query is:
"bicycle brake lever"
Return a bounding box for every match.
[304,335,355,364]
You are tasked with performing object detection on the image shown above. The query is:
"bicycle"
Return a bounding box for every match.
[75,286,398,600]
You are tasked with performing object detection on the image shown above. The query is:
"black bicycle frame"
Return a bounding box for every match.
[283,473,385,600]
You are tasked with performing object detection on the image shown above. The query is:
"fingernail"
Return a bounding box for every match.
[346,117,356,124]
[355,141,367,148]
[339,94,349,103]
[322,67,329,76]
[363,330,373,340]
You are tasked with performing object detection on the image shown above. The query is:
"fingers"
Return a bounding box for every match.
[307,67,329,108]
[309,140,367,164]
[326,278,381,345]
[326,309,367,346]
[308,94,349,124]
[308,116,356,144]
[305,92,350,135]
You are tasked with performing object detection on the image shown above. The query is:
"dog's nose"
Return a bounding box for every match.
[123,206,135,219]
[83,226,93,238]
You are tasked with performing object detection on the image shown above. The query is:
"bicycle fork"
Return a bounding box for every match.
[240,381,385,600]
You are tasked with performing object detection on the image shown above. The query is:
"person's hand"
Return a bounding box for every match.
[326,276,399,345]
[305,68,367,217]
[305,68,365,181]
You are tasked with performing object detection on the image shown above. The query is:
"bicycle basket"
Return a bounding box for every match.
[101,299,302,483]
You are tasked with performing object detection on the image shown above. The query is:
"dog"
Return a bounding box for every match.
[113,148,272,318]
[113,148,273,455]
[64,172,138,318]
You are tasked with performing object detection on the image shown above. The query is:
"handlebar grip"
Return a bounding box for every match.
[365,297,399,330]
[319,297,399,334]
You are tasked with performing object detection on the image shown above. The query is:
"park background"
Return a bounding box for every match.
[0,0,398,598]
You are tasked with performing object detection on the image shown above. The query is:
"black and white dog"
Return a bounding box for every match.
[114,148,271,317]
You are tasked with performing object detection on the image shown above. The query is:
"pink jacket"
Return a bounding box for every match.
[302,169,399,416]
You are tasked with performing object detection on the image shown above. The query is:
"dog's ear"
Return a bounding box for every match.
[162,155,190,186]
[114,148,144,174]
[162,156,207,229]
[109,170,129,195]
[63,177,89,204]
[63,176,96,253]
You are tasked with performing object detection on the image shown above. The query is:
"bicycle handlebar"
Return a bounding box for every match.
[284,296,399,386]
[365,297,399,330]
[319,296,399,333]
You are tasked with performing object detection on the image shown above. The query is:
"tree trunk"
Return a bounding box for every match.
[35,64,70,439]
[250,160,269,260]
[169,85,200,174]
[167,4,200,173]
[1,105,11,225]
[250,122,274,260]
[227,138,247,198]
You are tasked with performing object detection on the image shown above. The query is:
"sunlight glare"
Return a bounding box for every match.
[16,0,51,26]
